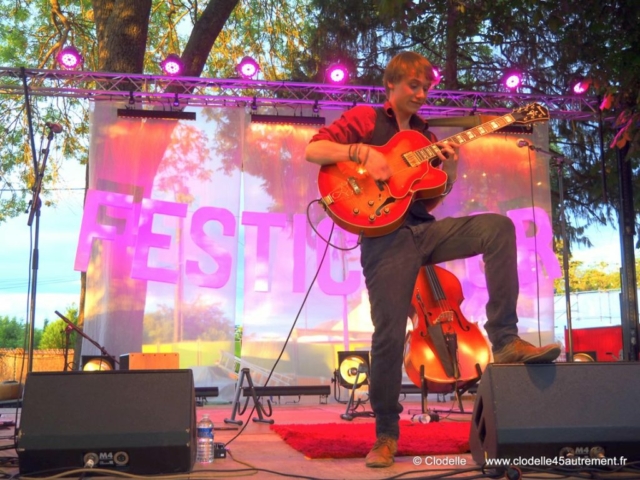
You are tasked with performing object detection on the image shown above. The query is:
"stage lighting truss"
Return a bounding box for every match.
[336,351,370,389]
[0,67,602,121]
[81,355,116,371]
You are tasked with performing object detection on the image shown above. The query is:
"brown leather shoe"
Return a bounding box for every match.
[493,338,561,364]
[365,435,398,468]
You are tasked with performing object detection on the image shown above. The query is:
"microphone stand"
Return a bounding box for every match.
[25,127,55,373]
[55,311,120,369]
[526,142,575,361]
[63,324,74,372]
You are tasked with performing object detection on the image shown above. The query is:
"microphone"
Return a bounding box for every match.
[45,122,63,134]
[516,138,532,148]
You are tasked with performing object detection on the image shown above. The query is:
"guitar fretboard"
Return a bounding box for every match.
[402,113,516,167]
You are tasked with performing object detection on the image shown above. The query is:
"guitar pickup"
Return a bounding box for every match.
[347,177,362,195]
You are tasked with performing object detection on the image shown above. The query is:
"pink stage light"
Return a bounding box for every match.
[327,64,349,84]
[572,79,590,94]
[431,67,442,88]
[56,46,83,70]
[237,57,260,79]
[503,73,522,90]
[161,54,184,76]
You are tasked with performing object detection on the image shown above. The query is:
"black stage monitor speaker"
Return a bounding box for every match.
[470,363,640,465]
[17,369,196,476]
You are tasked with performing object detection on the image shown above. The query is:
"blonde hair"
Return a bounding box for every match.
[383,51,434,96]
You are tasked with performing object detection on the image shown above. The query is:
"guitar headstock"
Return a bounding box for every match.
[512,103,550,124]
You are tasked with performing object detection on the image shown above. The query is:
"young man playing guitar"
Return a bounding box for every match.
[305,51,560,468]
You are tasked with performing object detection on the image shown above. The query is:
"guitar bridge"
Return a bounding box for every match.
[347,177,362,195]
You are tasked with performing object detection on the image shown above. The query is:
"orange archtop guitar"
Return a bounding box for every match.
[317,103,549,237]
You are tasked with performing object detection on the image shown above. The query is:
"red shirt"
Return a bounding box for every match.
[310,101,436,144]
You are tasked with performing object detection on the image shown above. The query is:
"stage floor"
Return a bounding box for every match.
[0,394,623,479]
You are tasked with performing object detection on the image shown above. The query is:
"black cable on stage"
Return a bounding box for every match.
[222,199,336,449]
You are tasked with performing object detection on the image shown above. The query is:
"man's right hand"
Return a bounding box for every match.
[362,146,392,181]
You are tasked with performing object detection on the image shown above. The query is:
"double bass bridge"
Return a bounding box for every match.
[434,311,454,325]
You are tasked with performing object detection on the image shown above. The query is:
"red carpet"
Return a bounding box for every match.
[270,420,470,459]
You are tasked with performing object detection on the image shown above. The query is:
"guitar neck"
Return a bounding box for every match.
[408,112,518,166]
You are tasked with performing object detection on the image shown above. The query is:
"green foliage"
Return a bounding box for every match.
[554,260,622,294]
[143,295,234,344]
[0,315,27,348]
[0,315,44,348]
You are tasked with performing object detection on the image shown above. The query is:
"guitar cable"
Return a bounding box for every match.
[306,199,363,251]
[222,207,334,449]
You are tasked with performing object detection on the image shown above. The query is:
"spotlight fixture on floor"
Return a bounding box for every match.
[81,355,116,371]
[336,351,369,388]
[572,351,596,362]
[335,351,373,421]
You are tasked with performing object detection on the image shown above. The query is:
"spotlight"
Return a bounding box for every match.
[81,355,115,371]
[572,79,591,95]
[173,93,180,107]
[431,67,442,88]
[128,90,135,106]
[503,72,522,90]
[161,54,184,76]
[312,100,319,114]
[326,63,349,84]
[572,351,596,362]
[236,56,260,79]
[336,351,369,388]
[56,46,83,70]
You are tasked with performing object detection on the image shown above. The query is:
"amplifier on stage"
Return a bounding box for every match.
[119,353,179,370]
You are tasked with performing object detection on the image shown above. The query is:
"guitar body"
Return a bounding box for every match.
[317,130,448,237]
[315,102,550,237]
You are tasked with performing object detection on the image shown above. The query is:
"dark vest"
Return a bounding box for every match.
[370,107,436,222]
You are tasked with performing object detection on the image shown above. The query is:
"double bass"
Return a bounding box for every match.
[403,265,491,389]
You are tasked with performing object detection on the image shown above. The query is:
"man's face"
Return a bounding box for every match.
[387,70,431,117]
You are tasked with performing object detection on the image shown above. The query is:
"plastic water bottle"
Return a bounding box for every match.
[411,412,439,424]
[196,414,214,464]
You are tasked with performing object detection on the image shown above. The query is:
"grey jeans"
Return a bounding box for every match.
[360,213,519,439]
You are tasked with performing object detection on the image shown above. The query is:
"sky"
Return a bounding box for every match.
[0,139,637,332]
